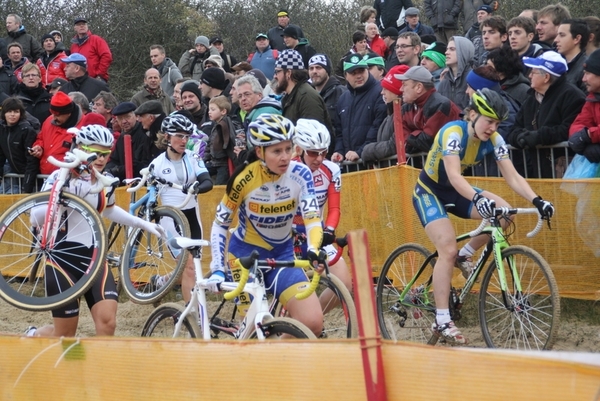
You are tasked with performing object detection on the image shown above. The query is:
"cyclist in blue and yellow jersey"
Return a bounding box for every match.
[412,88,555,344]
[208,113,325,337]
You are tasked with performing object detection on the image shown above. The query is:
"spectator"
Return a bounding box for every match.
[172,78,187,110]
[30,91,83,175]
[134,100,167,159]
[438,36,475,110]
[199,67,231,135]
[4,14,41,61]
[361,64,409,163]
[395,32,422,68]
[178,36,219,82]
[36,33,67,85]
[365,53,386,81]
[486,46,530,107]
[424,0,462,44]
[420,42,447,89]
[49,30,67,53]
[47,77,67,96]
[282,26,316,69]
[202,55,224,70]
[569,49,600,163]
[59,53,110,102]
[15,63,51,124]
[209,36,237,73]
[150,44,182,96]
[268,9,305,51]
[507,16,545,73]
[69,91,91,115]
[237,75,281,124]
[381,27,399,70]
[398,66,461,158]
[535,4,571,49]
[584,16,600,56]
[7,42,29,82]
[248,33,278,80]
[461,0,497,33]
[519,9,538,23]
[478,16,508,67]
[91,91,117,127]
[180,81,204,126]
[555,19,589,93]
[0,56,17,96]
[507,51,586,178]
[105,101,152,181]
[336,31,371,79]
[0,97,38,193]
[80,112,106,127]
[465,5,494,66]
[131,68,175,115]
[399,7,435,39]
[331,54,386,162]
[365,23,387,57]
[357,6,377,31]
[231,61,252,77]
[374,0,414,31]
[70,17,112,82]
[206,95,237,184]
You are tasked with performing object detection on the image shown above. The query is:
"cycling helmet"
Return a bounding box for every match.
[247,114,294,147]
[294,119,331,151]
[161,114,195,135]
[74,125,114,147]
[469,88,509,121]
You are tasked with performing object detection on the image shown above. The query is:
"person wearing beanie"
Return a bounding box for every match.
[36,33,68,85]
[199,68,230,129]
[178,36,220,82]
[361,64,410,163]
[203,54,224,70]
[70,16,113,81]
[420,42,447,88]
[30,90,84,175]
[465,4,494,61]
[248,33,278,80]
[282,26,316,69]
[267,9,305,51]
[569,48,600,164]
[131,68,175,115]
[59,52,110,102]
[49,30,67,52]
[180,80,205,126]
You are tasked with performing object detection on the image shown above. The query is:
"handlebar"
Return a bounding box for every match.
[48,148,96,169]
[469,207,546,238]
[126,165,196,209]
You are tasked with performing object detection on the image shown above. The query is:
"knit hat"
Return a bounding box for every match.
[81,112,107,127]
[584,48,600,76]
[41,34,55,44]
[421,42,447,68]
[180,81,202,100]
[478,5,494,14]
[195,36,210,48]
[201,68,228,90]
[50,91,75,115]
[246,69,268,89]
[466,69,501,91]
[522,51,567,77]
[343,53,369,73]
[49,30,63,41]
[203,55,223,69]
[283,26,299,39]
[308,54,332,75]
[381,65,410,95]
[275,49,305,70]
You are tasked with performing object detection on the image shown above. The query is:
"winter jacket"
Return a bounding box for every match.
[334,74,387,156]
[131,87,175,115]
[245,96,282,125]
[36,49,67,85]
[361,104,397,162]
[207,116,236,167]
[9,57,29,82]
[438,36,474,110]
[461,0,493,33]
[267,24,304,52]
[5,26,42,61]
[0,64,17,95]
[569,93,600,163]
[565,52,587,94]
[369,35,388,57]
[15,83,51,126]
[218,51,237,73]
[70,31,112,81]
[398,23,436,39]
[156,57,182,96]
[105,122,152,182]
[282,81,332,132]
[178,48,220,82]
[465,23,485,66]
[0,118,39,192]
[248,46,278,80]
[59,73,110,103]
[374,0,414,30]
[499,73,530,107]
[424,0,462,29]
[292,39,317,69]
[33,109,83,175]
[318,75,347,152]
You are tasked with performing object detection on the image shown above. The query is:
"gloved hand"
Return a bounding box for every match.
[307,247,327,274]
[583,143,600,163]
[516,130,540,150]
[141,221,166,239]
[473,193,496,219]
[322,227,336,247]
[206,271,226,293]
[568,128,592,154]
[182,181,201,195]
[532,196,554,219]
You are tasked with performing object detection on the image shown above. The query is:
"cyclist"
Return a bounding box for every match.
[207,113,325,337]
[149,114,213,302]
[412,89,554,344]
[26,125,165,337]
[292,119,353,307]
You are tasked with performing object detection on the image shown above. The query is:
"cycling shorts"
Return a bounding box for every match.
[413,179,481,227]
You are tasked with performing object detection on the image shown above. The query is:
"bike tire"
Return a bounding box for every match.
[376,243,437,343]
[141,302,201,338]
[120,206,190,304]
[0,192,107,311]
[106,221,125,295]
[479,245,560,350]
[250,317,317,339]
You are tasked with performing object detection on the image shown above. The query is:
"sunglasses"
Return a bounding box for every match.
[81,145,112,157]
[305,149,327,158]
[172,133,191,141]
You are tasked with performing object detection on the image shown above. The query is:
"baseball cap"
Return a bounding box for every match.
[61,53,87,67]
[74,17,87,24]
[210,36,223,45]
[394,65,433,83]
[277,9,289,17]
[343,54,369,73]
[49,77,68,89]
[256,33,268,40]
[522,51,568,77]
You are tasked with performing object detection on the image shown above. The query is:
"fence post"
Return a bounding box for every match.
[393,99,405,165]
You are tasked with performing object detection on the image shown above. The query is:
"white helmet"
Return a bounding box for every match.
[74,124,114,147]
[294,119,330,151]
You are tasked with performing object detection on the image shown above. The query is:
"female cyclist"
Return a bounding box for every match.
[27,125,165,337]
[207,113,325,337]
[148,114,213,302]
[292,119,353,303]
[412,89,554,344]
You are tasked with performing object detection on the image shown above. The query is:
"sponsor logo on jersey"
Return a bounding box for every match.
[230,169,254,201]
[162,168,172,174]
[248,200,296,214]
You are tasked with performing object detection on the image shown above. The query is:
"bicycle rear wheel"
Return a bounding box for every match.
[376,243,437,343]
[0,192,106,311]
[106,221,126,295]
[141,302,201,338]
[479,245,560,350]
[250,317,317,339]
[120,206,190,304]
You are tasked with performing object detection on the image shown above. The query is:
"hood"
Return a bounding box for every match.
[452,36,475,79]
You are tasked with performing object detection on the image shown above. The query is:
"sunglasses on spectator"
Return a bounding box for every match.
[305,149,327,157]
[81,145,112,157]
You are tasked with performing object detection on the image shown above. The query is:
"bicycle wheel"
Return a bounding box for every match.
[250,317,317,339]
[0,192,107,311]
[141,302,201,338]
[376,243,437,343]
[479,245,560,350]
[106,221,126,295]
[120,206,190,304]
[272,272,358,338]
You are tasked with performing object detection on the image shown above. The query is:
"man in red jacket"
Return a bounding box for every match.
[70,17,112,82]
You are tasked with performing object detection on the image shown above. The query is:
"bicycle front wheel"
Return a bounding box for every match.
[0,192,106,311]
[479,245,560,350]
[250,317,317,339]
[376,243,437,343]
[141,302,201,338]
[106,221,126,295]
[120,206,190,304]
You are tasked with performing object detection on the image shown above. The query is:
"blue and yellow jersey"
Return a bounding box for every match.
[421,120,510,189]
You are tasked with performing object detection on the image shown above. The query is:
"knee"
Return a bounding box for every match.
[95,315,116,336]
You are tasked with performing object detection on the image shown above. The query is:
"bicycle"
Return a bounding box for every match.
[376,207,560,350]
[106,164,194,304]
[0,148,118,311]
[141,237,321,340]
